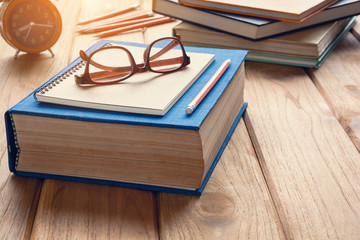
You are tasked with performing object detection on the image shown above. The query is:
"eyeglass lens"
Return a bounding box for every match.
[149,38,184,72]
[88,48,133,83]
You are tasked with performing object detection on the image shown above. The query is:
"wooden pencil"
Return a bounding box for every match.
[95,16,173,38]
[78,4,139,25]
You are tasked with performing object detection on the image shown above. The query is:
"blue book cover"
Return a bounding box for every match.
[4,40,248,196]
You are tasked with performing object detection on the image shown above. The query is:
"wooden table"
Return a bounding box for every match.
[1,0,360,239]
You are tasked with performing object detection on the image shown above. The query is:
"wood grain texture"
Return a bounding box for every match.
[71,0,145,58]
[0,37,41,240]
[307,32,360,151]
[30,1,159,239]
[2,0,359,239]
[138,0,180,43]
[0,165,41,240]
[31,181,158,240]
[0,0,80,238]
[244,62,360,239]
[158,120,286,240]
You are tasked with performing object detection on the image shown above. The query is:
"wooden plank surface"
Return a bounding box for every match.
[0,0,81,239]
[307,32,360,151]
[1,0,360,239]
[31,181,158,240]
[158,120,286,239]
[244,61,360,239]
[29,0,159,239]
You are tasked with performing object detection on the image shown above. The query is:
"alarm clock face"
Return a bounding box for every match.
[0,0,62,53]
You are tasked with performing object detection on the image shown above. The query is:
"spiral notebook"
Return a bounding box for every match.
[35,42,215,116]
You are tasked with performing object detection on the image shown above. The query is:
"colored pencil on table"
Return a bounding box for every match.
[78,4,139,25]
[80,16,163,34]
[99,12,154,27]
[77,11,153,33]
[95,16,173,38]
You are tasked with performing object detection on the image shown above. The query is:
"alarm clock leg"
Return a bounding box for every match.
[48,48,55,57]
[14,50,20,59]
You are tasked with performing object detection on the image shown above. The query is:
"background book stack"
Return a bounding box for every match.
[178,0,339,22]
[153,0,360,67]
[5,40,248,196]
[174,17,356,68]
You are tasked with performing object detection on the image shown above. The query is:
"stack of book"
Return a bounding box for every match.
[5,40,248,196]
[153,0,360,67]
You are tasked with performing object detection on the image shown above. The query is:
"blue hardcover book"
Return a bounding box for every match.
[4,40,247,196]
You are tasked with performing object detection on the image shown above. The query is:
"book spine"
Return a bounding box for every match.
[4,111,19,172]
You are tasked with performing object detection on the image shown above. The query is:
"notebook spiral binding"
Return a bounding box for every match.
[41,61,85,94]
[33,43,112,100]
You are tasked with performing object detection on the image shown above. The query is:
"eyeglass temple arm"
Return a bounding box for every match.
[80,50,134,72]
[89,70,130,80]
[77,57,184,83]
[80,48,184,71]
[147,39,180,62]
[80,36,184,70]
[87,56,185,81]
[80,50,183,72]
[145,56,185,68]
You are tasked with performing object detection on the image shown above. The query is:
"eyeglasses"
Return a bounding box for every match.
[75,35,190,85]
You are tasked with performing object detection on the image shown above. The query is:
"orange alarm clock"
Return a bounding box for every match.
[0,0,62,58]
